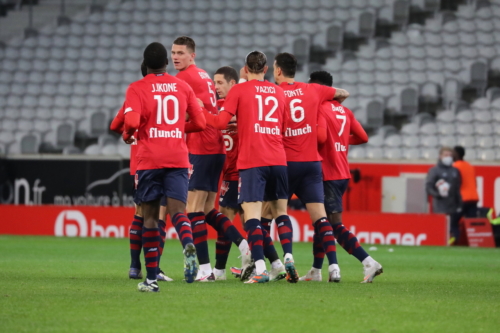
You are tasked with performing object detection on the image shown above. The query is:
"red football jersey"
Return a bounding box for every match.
[111,104,138,175]
[280,82,336,162]
[218,100,239,181]
[221,80,288,170]
[123,73,202,170]
[176,64,225,155]
[318,100,359,181]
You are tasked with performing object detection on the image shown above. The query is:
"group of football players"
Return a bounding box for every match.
[110,36,383,292]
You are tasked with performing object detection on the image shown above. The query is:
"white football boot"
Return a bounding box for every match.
[361,260,383,283]
[328,264,341,283]
[299,268,322,282]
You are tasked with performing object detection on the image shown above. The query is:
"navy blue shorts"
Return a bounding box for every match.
[188,154,226,192]
[287,161,324,204]
[238,166,288,203]
[219,180,241,209]
[323,179,350,213]
[134,168,189,205]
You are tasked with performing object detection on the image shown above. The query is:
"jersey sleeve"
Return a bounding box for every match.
[317,106,327,129]
[123,84,142,116]
[348,109,368,145]
[185,85,203,119]
[110,103,125,133]
[220,86,238,116]
[314,84,337,103]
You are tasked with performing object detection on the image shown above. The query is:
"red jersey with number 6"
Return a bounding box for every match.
[218,99,239,181]
[123,73,203,170]
[318,100,359,180]
[280,82,336,162]
[221,80,288,170]
[176,64,225,155]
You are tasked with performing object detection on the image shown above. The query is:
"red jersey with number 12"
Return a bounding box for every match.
[280,82,336,162]
[318,100,358,180]
[123,73,202,170]
[222,80,288,170]
[176,64,225,155]
[218,99,239,181]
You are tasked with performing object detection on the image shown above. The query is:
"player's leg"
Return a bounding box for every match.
[134,169,163,292]
[129,203,144,279]
[295,161,339,282]
[206,188,251,277]
[166,168,198,283]
[299,228,324,282]
[266,165,299,283]
[259,201,285,280]
[239,167,269,283]
[260,201,273,234]
[325,179,383,283]
[156,199,173,282]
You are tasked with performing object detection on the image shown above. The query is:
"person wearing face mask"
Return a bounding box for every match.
[426,146,463,245]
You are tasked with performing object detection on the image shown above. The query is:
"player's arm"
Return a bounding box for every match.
[425,168,440,198]
[122,86,141,144]
[333,88,349,103]
[317,110,327,145]
[204,88,237,130]
[349,117,368,145]
[110,104,125,133]
[185,89,206,133]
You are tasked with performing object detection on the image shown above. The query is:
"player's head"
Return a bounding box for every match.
[140,61,147,77]
[244,51,267,75]
[273,53,297,84]
[308,71,333,87]
[171,36,196,71]
[143,42,168,72]
[453,145,465,161]
[439,146,454,165]
[214,66,238,99]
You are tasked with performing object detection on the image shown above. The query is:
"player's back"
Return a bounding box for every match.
[280,82,335,162]
[127,73,200,170]
[222,80,288,169]
[318,100,355,181]
[176,64,225,155]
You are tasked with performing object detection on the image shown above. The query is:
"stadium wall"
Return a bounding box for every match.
[0,205,449,246]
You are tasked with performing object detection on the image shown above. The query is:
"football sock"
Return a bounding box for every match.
[262,228,280,264]
[188,211,210,265]
[214,233,232,270]
[245,219,264,263]
[331,222,369,262]
[271,259,283,269]
[316,218,338,265]
[157,219,166,274]
[260,217,272,234]
[142,226,160,281]
[129,215,143,269]
[255,259,266,275]
[312,227,325,270]
[206,209,245,246]
[171,213,194,248]
[275,215,293,256]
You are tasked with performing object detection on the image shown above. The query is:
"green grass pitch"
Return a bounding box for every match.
[0,236,499,333]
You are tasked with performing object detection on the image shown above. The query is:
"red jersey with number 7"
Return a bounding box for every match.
[176,64,225,155]
[318,100,360,180]
[280,82,336,162]
[221,80,288,170]
[123,73,203,170]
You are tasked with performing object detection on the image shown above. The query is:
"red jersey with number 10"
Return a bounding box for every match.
[318,100,358,181]
[176,64,225,155]
[222,80,288,170]
[123,73,202,170]
[280,82,336,162]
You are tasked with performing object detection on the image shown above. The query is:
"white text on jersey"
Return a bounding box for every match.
[331,104,345,113]
[255,86,276,94]
[198,72,211,80]
[149,127,182,139]
[285,124,311,137]
[254,123,280,135]
[284,88,304,97]
[151,83,178,93]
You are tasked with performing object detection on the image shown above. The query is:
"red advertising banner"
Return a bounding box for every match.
[459,218,496,248]
[0,205,448,246]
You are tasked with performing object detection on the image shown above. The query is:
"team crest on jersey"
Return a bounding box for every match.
[220,181,230,197]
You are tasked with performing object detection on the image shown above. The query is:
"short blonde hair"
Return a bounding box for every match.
[439,146,453,155]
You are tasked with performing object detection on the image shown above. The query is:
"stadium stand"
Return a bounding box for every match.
[0,0,498,161]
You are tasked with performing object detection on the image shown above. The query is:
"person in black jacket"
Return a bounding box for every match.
[426,146,462,244]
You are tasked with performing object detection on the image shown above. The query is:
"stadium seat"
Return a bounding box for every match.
[438,135,456,147]
[419,123,437,135]
[384,135,402,148]
[437,123,455,136]
[420,135,439,148]
[456,135,476,149]
[384,148,402,159]
[366,147,383,159]
[402,135,420,148]
[84,144,101,155]
[477,136,494,149]
[456,110,474,123]
[474,123,493,136]
[420,148,438,160]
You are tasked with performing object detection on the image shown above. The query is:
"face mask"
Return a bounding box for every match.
[441,156,453,166]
